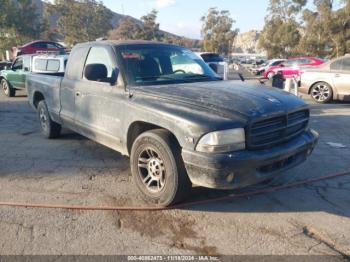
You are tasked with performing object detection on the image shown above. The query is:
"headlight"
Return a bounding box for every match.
[196,128,246,153]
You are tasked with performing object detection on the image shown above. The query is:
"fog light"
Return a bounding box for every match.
[226,173,235,183]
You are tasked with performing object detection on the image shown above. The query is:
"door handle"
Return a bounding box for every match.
[75,92,81,97]
[335,74,341,78]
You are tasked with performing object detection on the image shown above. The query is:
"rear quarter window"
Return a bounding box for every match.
[341,58,350,71]
[47,60,60,72]
[34,59,47,71]
[330,60,343,70]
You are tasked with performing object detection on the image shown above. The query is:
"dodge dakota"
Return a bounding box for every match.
[26,40,319,206]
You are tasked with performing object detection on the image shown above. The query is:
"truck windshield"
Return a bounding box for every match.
[117,45,220,86]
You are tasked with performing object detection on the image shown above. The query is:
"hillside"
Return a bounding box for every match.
[32,0,182,40]
[233,30,264,54]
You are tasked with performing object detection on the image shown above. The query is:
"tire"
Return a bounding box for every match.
[267,72,275,80]
[310,82,333,104]
[130,129,192,207]
[1,79,15,97]
[37,100,62,139]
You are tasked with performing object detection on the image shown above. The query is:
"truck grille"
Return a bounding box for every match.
[247,109,309,150]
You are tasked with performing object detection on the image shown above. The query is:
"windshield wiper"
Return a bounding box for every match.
[136,75,178,81]
[183,74,212,79]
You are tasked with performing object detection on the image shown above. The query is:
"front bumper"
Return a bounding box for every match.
[182,129,318,189]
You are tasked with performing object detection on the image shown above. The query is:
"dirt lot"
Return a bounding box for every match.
[0,89,349,257]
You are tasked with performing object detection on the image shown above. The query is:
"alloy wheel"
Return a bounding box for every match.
[2,81,9,96]
[137,148,166,193]
[39,107,48,131]
[311,84,331,102]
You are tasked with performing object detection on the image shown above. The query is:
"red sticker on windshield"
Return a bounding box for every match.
[122,52,141,59]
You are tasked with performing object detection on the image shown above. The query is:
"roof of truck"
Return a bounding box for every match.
[75,40,180,48]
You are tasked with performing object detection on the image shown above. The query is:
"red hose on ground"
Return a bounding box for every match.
[0,171,349,211]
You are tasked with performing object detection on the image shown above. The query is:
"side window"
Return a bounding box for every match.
[284,60,296,66]
[23,56,31,71]
[46,43,57,49]
[32,42,46,49]
[330,60,343,71]
[12,58,23,70]
[341,58,350,71]
[85,47,114,79]
[299,59,312,65]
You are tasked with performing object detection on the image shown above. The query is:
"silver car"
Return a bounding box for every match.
[300,55,350,103]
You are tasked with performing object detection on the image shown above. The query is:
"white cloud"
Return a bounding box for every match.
[155,0,176,8]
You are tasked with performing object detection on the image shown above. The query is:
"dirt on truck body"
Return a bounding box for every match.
[26,40,318,207]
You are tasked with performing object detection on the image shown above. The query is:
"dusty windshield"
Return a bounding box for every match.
[117,45,220,86]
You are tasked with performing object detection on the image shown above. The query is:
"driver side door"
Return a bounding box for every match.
[74,46,126,151]
[6,57,24,88]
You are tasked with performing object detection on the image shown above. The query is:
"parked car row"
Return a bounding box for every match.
[263,57,324,79]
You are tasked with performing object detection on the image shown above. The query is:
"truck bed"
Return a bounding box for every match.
[26,73,64,120]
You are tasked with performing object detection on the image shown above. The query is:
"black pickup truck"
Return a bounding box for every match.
[26,41,318,206]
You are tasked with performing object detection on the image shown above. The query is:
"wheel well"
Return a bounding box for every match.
[126,121,179,155]
[33,92,45,108]
[308,81,333,94]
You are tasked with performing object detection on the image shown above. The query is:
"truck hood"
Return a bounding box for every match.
[133,80,307,121]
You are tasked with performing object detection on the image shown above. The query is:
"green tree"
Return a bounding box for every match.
[0,0,43,56]
[201,8,238,55]
[137,10,162,41]
[259,0,307,58]
[107,17,141,40]
[49,0,113,46]
[299,0,350,57]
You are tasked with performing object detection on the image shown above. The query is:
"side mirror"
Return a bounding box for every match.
[84,64,118,85]
[280,64,285,67]
[84,64,107,82]
[24,67,29,72]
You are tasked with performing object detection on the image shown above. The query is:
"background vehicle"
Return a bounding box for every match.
[252,59,285,75]
[263,57,324,79]
[16,40,66,56]
[0,54,68,97]
[300,55,350,103]
[196,52,226,77]
[26,40,318,207]
[0,61,12,71]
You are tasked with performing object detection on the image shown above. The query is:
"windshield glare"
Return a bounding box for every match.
[118,45,219,86]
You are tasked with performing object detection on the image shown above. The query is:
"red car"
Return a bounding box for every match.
[16,40,66,56]
[263,57,324,79]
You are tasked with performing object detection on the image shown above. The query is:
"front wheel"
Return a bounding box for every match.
[37,100,62,139]
[130,129,192,207]
[310,82,333,104]
[1,79,15,97]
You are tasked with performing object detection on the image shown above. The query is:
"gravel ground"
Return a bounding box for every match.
[0,88,349,257]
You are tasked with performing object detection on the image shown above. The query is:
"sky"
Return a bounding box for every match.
[102,0,270,39]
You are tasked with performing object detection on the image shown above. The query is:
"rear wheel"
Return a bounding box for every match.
[37,100,62,139]
[310,82,333,103]
[130,129,192,207]
[1,79,15,97]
